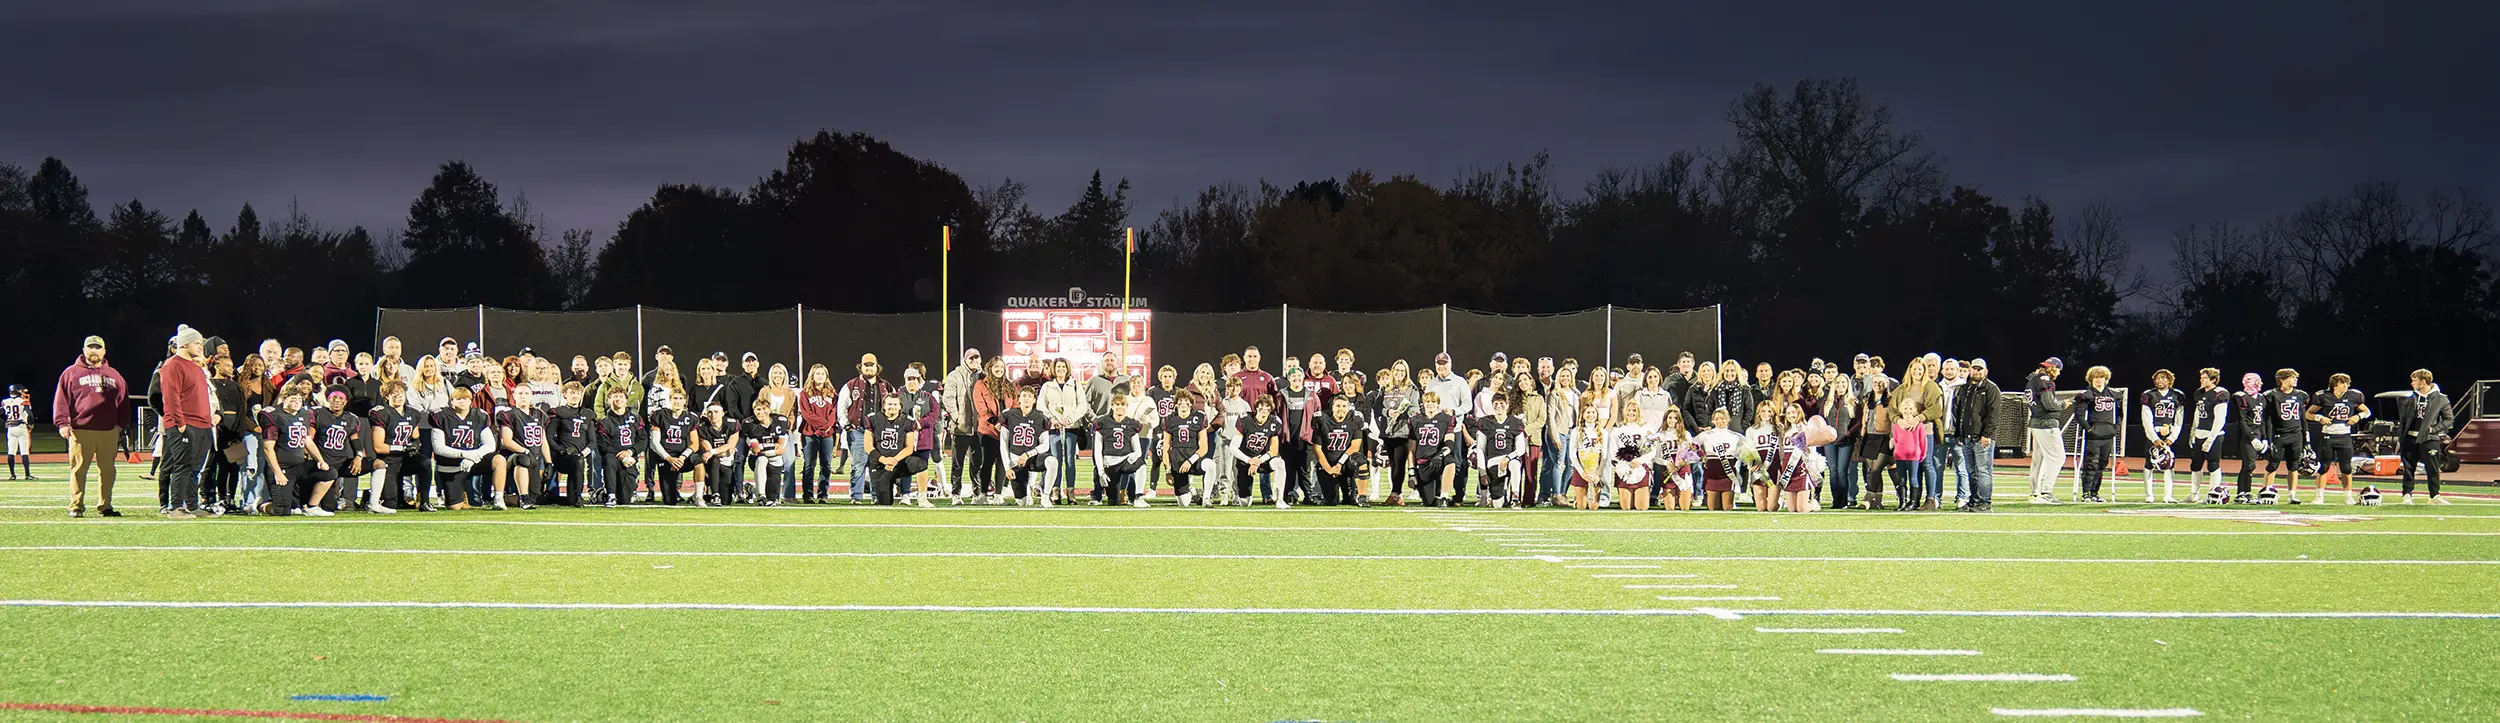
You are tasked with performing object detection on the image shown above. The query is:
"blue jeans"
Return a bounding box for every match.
[237,433,265,511]
[844,428,871,500]
[1543,430,1572,499]
[1955,437,1992,504]
[1925,444,1946,500]
[1052,431,1083,493]
[1822,442,1855,506]
[801,435,839,498]
[1893,457,1931,501]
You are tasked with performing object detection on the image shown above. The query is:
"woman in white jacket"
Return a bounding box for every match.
[408,356,450,415]
[1038,359,1087,503]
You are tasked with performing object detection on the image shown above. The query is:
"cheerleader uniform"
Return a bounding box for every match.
[1694,428,1745,492]
[1569,426,1608,489]
[1608,423,1653,489]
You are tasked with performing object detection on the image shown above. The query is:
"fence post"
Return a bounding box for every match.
[1713,304,1724,362]
[1605,304,1614,365]
[958,304,966,360]
[371,307,382,359]
[474,304,484,353]
[1439,304,1449,354]
[795,304,805,378]
[1280,303,1289,359]
[634,304,645,379]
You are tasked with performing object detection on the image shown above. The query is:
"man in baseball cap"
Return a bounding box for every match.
[57,335,129,517]
[2024,356,2069,504]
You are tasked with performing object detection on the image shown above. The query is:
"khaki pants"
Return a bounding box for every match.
[2027,427,2066,497]
[68,427,120,511]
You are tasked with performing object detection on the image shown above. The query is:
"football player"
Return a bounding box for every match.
[2140,369,2187,503]
[2306,373,2370,505]
[2260,369,2309,504]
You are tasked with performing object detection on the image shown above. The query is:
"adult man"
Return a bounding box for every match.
[941,348,984,499]
[836,354,893,503]
[1330,348,1364,391]
[1615,354,1646,420]
[1083,352,1127,502]
[1949,359,1998,511]
[1424,353,1473,503]
[1937,359,1967,504]
[642,345,678,388]
[57,335,130,518]
[156,326,214,519]
[2024,357,2068,504]
[379,336,418,382]
[1232,346,1277,407]
[2396,369,2454,504]
[1663,352,1696,402]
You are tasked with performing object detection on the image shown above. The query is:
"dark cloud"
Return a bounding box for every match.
[3,0,2492,265]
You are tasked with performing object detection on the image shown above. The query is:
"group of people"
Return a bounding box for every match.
[37,325,2468,519]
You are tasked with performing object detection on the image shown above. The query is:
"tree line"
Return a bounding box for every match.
[1,78,2490,402]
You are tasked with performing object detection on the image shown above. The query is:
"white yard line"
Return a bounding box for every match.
[1656,595,1781,601]
[1565,564,1659,569]
[0,545,1543,562]
[1818,648,1981,656]
[1990,708,2201,718]
[1754,627,1903,634]
[1543,554,2500,566]
[1893,673,2074,682]
[1591,574,1700,578]
[1738,608,2500,619]
[1624,584,1737,589]
[0,519,1448,532]
[7,517,2498,536]
[0,599,1727,616]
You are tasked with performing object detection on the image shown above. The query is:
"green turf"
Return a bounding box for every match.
[3,460,2499,721]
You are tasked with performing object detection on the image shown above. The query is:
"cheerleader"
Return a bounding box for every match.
[1744,399,1782,511]
[1609,400,1655,511]
[1693,407,1746,511]
[1652,406,1694,511]
[1771,403,1822,513]
[1567,403,1608,510]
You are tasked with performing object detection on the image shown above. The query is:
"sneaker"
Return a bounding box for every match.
[2430,496,2452,505]
[1038,495,1053,508]
[519,503,536,511]
[916,496,936,509]
[419,503,441,512]
[2034,494,2061,505]
[604,500,617,508]
[165,509,196,520]
[1275,499,1290,509]
[305,506,335,517]
[450,502,471,510]
[1130,499,1148,508]
[2402,494,2415,504]
[492,497,508,511]
[365,503,398,515]
[68,507,83,519]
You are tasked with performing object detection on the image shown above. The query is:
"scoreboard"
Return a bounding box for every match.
[1001,309,1150,381]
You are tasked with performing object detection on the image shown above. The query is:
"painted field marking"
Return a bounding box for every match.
[0,519,1457,532]
[1565,564,1658,569]
[1892,673,2073,682]
[290,694,390,702]
[1989,708,2201,718]
[12,515,2500,536]
[0,599,1728,617]
[1754,627,1903,634]
[0,700,514,721]
[1656,595,1781,601]
[1496,542,1576,546]
[0,545,1541,562]
[1591,574,1700,578]
[1520,549,1600,553]
[1818,648,1981,656]
[1693,607,1745,620]
[1533,554,2500,566]
[1625,584,1737,589]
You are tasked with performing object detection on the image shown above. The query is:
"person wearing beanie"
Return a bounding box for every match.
[154,326,214,518]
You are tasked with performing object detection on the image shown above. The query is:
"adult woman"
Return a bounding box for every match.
[232,354,273,514]
[754,363,799,495]
[972,358,1010,503]
[1634,367,1673,429]
[1213,376,1249,505]
[1039,358,1084,503]
[798,364,839,503]
[1276,367,1320,504]
[409,356,449,414]
[1892,358,1943,509]
[1512,373,1545,508]
[1542,365,1579,507]
[1857,378,1895,510]
[1810,367,1858,509]
[1715,360,1757,430]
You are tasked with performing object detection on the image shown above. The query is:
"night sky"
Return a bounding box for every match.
[5,0,2494,263]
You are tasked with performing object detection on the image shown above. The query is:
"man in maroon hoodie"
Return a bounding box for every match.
[55,335,129,517]
[156,326,214,519]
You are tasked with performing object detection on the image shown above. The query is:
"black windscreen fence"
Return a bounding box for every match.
[1286,308,1442,377]
[640,309,799,379]
[1612,306,1722,365]
[374,308,479,359]
[801,310,945,380]
[484,309,636,371]
[1447,308,1607,374]
[374,305,1721,380]
[1152,310,1283,374]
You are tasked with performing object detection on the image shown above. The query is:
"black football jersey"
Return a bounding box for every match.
[1163,411,1205,456]
[2316,389,2365,436]
[1000,408,1049,454]
[2263,388,2309,435]
[652,410,695,454]
[1238,414,1283,457]
[1479,415,1522,458]
[1315,412,1363,455]
[1098,418,1142,458]
[263,408,314,465]
[1412,411,1457,461]
[2142,388,2186,430]
[368,405,422,456]
[869,413,916,455]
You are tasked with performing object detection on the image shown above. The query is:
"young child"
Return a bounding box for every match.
[1890,398,1931,511]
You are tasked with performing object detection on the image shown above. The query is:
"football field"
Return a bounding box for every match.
[3,464,2498,721]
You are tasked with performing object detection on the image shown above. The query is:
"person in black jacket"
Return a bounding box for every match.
[1951,359,2000,511]
[2396,369,2455,504]
[2070,366,2120,503]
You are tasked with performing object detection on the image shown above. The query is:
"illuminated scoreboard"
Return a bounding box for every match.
[1001,309,1150,381]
